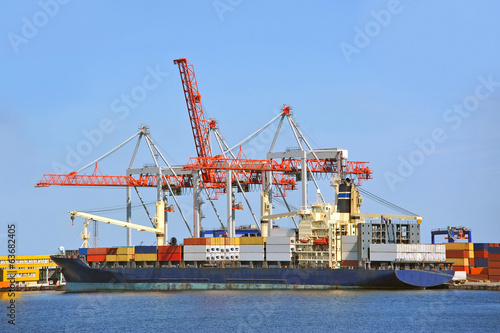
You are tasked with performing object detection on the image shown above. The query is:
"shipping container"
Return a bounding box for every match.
[183,252,208,261]
[211,237,225,246]
[473,243,488,251]
[240,245,264,253]
[184,238,211,246]
[371,244,397,252]
[467,274,489,280]
[469,258,475,267]
[475,258,488,268]
[79,248,88,255]
[158,246,182,254]
[445,242,473,251]
[106,255,117,262]
[446,250,468,258]
[116,254,134,261]
[488,247,500,254]
[135,254,158,261]
[86,254,106,262]
[488,275,500,282]
[489,253,500,261]
[488,268,500,275]
[158,253,182,262]
[452,265,468,271]
[184,245,210,253]
[240,237,265,245]
[134,246,157,254]
[341,260,359,267]
[446,258,469,266]
[342,251,358,261]
[370,252,397,262]
[107,248,118,255]
[266,244,293,253]
[116,247,134,255]
[474,250,488,258]
[488,260,500,268]
[470,267,488,274]
[239,252,264,261]
[87,248,108,255]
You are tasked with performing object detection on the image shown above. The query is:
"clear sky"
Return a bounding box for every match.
[1,1,499,255]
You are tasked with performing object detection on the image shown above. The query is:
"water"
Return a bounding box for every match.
[1,289,498,332]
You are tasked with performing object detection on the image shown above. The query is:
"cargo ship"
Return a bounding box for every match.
[42,58,454,291]
[51,181,455,291]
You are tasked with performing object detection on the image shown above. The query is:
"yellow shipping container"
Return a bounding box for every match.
[240,237,265,245]
[211,238,224,246]
[446,257,469,266]
[135,254,158,261]
[445,243,472,251]
[106,255,117,262]
[233,238,240,245]
[116,254,134,261]
[116,247,135,255]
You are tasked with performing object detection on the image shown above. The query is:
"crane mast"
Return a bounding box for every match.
[173,58,214,159]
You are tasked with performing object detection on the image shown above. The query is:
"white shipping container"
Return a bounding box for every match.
[370,252,397,262]
[239,252,264,261]
[341,235,358,244]
[184,245,210,253]
[266,236,294,245]
[342,242,357,253]
[240,245,264,252]
[183,252,207,261]
[370,244,397,253]
[266,244,293,253]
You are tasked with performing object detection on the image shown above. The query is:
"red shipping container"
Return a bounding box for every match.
[87,248,108,255]
[184,238,210,245]
[446,250,468,258]
[489,253,500,260]
[488,268,500,275]
[470,267,488,274]
[488,275,500,282]
[474,250,488,258]
[158,253,182,261]
[158,246,183,254]
[488,260,500,268]
[86,254,106,262]
[467,274,489,280]
[489,243,500,247]
[469,258,475,267]
[452,266,468,271]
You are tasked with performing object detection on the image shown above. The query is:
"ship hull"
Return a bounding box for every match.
[52,257,454,292]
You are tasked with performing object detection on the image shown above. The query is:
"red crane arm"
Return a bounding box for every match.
[173,58,213,159]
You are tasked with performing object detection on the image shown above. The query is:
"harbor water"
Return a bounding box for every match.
[1,289,498,332]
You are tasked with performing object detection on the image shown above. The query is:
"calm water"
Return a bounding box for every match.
[1,289,498,332]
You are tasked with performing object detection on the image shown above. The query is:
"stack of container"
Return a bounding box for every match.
[105,247,118,262]
[116,246,134,262]
[86,247,108,262]
[265,236,294,262]
[135,246,157,262]
[468,243,489,280]
[341,235,358,266]
[488,244,500,282]
[183,238,210,261]
[370,244,446,262]
[445,242,472,272]
[158,245,182,262]
[239,237,264,261]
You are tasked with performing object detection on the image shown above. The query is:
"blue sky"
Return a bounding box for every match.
[1,1,499,254]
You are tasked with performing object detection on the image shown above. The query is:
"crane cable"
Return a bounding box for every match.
[357,187,418,216]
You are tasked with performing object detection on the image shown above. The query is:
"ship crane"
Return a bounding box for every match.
[70,200,166,246]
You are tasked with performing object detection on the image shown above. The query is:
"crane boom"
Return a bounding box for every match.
[173,58,213,159]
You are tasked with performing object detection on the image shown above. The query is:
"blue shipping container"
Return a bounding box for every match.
[475,258,489,268]
[488,247,500,254]
[135,246,157,254]
[473,243,488,251]
[79,248,88,255]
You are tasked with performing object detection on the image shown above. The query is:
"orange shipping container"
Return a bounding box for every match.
[86,254,106,262]
[87,248,108,255]
[184,238,211,246]
[467,274,489,280]
[488,268,500,275]
[488,275,500,282]
[158,253,182,261]
[470,267,488,274]
[158,246,183,254]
